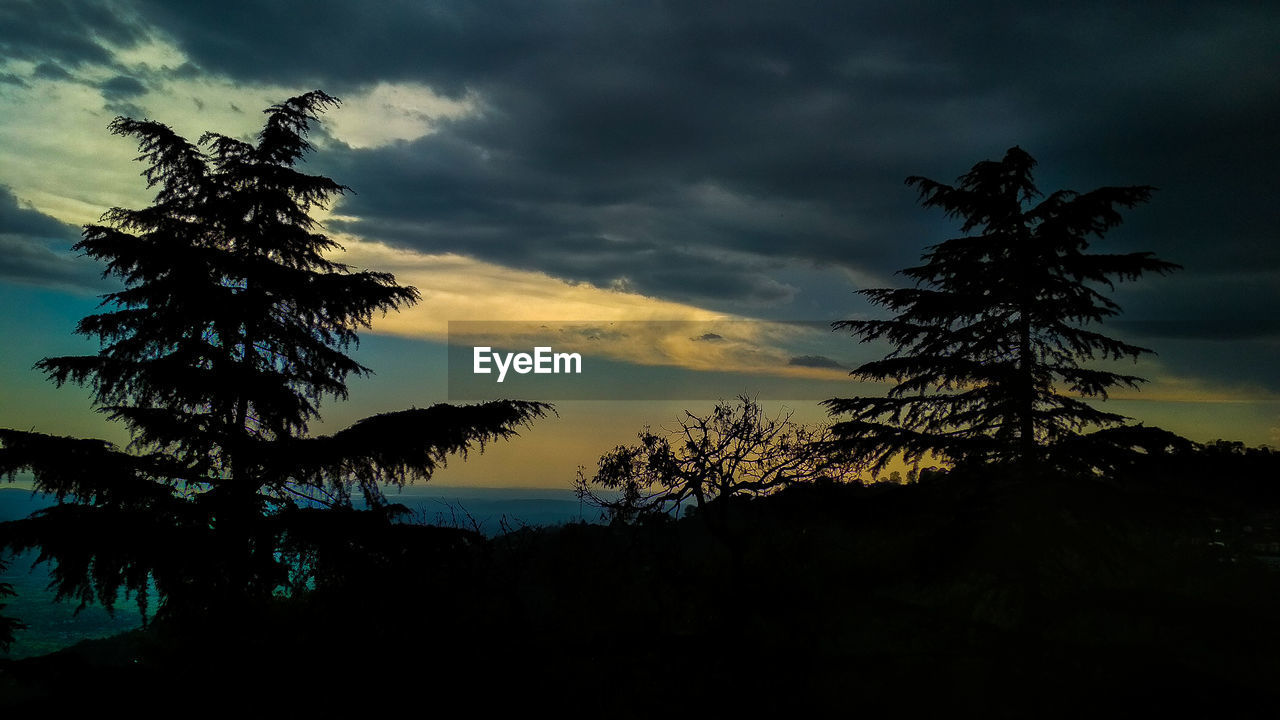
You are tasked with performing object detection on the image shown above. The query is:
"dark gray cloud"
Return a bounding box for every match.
[789,355,848,370]
[32,62,72,80]
[235,1,1272,327]
[6,2,1280,363]
[0,0,145,70]
[0,186,75,240]
[1113,271,1280,342]
[99,74,148,116]
[0,186,101,292]
[99,74,146,101]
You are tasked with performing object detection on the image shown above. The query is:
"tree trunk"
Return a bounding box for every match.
[1017,311,1035,471]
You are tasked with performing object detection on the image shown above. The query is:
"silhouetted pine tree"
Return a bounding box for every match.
[0,92,549,623]
[824,147,1179,474]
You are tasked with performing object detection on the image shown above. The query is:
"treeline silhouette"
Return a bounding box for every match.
[2,94,1278,715]
[4,445,1279,714]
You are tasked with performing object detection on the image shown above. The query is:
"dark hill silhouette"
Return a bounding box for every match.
[3,444,1279,715]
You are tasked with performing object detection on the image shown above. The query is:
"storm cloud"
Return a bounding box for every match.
[0,0,147,70]
[128,0,1275,327]
[0,186,101,292]
[1,1,1277,395]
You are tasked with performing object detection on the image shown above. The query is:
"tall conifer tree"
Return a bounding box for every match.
[824,147,1179,474]
[0,92,549,621]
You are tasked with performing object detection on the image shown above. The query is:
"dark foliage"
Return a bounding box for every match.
[5,458,1280,716]
[574,397,854,530]
[0,92,550,625]
[0,554,23,652]
[825,147,1180,473]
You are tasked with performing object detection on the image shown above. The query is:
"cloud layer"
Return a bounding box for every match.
[0,0,1276,406]
[0,185,103,292]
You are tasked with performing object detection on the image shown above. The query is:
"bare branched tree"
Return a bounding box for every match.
[574,397,855,536]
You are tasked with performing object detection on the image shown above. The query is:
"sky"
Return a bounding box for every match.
[0,1,1277,487]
